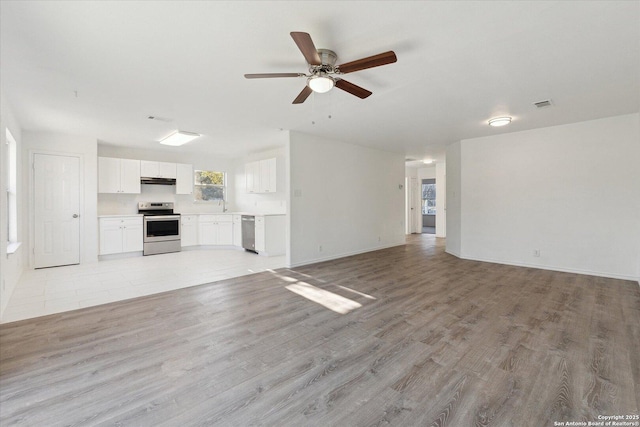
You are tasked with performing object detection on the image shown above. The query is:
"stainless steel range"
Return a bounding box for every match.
[138,202,181,256]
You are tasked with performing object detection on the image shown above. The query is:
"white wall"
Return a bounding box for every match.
[97,145,237,215]
[23,131,99,266]
[435,162,446,237]
[445,142,462,256]
[288,132,405,267]
[418,166,436,180]
[447,113,640,280]
[0,94,24,318]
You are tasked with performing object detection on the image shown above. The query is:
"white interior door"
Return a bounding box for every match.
[411,177,421,233]
[34,153,81,268]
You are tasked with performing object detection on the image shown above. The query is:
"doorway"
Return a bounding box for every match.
[33,153,81,268]
[421,179,436,234]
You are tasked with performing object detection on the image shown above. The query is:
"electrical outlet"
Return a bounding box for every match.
[378,236,381,242]
[533,249,540,257]
[318,245,323,252]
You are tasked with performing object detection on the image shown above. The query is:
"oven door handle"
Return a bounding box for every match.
[144,215,180,221]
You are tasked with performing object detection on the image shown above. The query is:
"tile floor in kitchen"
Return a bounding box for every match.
[1,248,286,324]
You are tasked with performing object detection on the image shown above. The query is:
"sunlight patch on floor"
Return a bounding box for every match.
[333,284,376,300]
[285,282,362,314]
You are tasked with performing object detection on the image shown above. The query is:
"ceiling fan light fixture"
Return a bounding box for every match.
[159,130,200,146]
[308,75,335,93]
[488,117,512,127]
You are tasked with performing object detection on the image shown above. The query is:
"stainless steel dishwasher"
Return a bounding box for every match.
[241,215,256,252]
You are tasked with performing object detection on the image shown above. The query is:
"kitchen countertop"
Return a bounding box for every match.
[99,212,286,217]
[180,212,286,216]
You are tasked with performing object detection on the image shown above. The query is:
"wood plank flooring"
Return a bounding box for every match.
[1,235,639,426]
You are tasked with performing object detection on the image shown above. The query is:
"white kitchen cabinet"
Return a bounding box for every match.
[245,161,259,193]
[181,215,198,247]
[254,215,285,256]
[218,221,233,245]
[140,160,177,179]
[98,157,141,194]
[255,216,265,252]
[99,216,143,255]
[122,222,143,252]
[232,215,242,247]
[246,158,277,194]
[176,163,193,195]
[120,159,142,193]
[198,215,233,245]
[198,221,216,245]
[259,158,277,193]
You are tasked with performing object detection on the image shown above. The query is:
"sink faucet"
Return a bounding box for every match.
[220,198,227,212]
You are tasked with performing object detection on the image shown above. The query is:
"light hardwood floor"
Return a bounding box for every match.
[1,235,638,426]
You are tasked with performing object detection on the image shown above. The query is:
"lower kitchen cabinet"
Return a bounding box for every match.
[218,221,233,245]
[198,215,233,246]
[255,216,266,252]
[232,215,242,247]
[181,215,198,247]
[97,213,283,257]
[254,215,285,256]
[99,216,143,255]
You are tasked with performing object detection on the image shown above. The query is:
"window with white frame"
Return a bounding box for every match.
[6,129,17,244]
[194,170,225,202]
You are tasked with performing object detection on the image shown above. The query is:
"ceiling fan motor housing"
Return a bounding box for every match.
[312,49,338,74]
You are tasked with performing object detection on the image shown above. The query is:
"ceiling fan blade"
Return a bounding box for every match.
[336,51,397,74]
[292,86,313,104]
[244,73,305,79]
[290,32,322,66]
[335,79,372,99]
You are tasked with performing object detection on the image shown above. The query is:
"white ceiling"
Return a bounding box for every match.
[1,1,638,161]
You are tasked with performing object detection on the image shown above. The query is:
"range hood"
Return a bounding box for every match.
[141,177,176,185]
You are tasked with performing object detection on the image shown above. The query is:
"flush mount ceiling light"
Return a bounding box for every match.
[488,117,512,127]
[307,74,335,93]
[159,130,200,146]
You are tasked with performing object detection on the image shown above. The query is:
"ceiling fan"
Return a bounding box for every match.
[244,32,397,104]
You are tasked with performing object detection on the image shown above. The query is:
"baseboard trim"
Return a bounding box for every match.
[288,242,406,268]
[445,248,461,258]
[455,253,639,282]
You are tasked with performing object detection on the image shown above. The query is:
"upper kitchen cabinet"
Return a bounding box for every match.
[98,157,141,194]
[176,163,193,195]
[245,161,259,193]
[259,158,277,193]
[245,158,276,194]
[140,160,177,179]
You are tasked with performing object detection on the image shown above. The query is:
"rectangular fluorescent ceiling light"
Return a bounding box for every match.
[159,130,200,146]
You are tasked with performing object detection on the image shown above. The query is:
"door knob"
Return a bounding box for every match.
[73,214,79,218]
